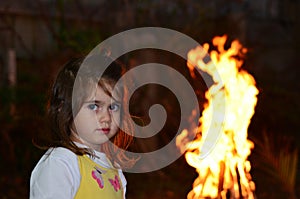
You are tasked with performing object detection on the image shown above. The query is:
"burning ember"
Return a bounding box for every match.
[176,35,258,199]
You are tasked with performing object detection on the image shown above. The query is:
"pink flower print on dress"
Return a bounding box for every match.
[109,175,121,192]
[91,166,105,189]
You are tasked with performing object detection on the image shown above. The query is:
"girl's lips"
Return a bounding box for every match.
[99,128,110,134]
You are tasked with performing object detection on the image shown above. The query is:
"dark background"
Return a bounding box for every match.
[0,0,299,198]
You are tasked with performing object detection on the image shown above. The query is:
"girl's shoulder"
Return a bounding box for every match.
[46,147,77,159]
[32,147,79,175]
[30,147,81,198]
[38,147,78,163]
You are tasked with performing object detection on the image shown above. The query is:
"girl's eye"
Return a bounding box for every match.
[87,104,99,111]
[109,103,120,112]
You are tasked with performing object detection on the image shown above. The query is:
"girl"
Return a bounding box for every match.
[30,54,136,199]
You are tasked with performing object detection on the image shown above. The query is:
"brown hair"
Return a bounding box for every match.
[35,54,136,169]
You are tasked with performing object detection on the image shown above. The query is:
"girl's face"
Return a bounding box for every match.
[71,83,121,151]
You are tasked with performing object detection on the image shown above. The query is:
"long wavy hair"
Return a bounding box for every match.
[35,54,136,169]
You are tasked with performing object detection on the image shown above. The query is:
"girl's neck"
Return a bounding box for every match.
[70,133,102,152]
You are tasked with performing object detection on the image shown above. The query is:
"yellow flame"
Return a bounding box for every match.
[177,35,258,199]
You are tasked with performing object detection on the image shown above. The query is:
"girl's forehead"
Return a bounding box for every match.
[86,82,121,102]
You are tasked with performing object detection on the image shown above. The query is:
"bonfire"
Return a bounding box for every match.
[176,35,258,199]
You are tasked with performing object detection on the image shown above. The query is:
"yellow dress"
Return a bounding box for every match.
[74,155,124,199]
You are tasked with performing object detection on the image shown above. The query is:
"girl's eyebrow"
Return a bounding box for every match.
[84,100,104,105]
[84,100,121,104]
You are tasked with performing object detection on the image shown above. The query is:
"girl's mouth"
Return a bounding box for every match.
[100,128,110,134]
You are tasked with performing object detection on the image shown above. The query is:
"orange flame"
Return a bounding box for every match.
[177,35,258,199]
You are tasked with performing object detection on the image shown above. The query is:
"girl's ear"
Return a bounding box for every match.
[57,100,64,112]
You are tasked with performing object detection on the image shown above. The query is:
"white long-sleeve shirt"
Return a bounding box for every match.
[30,146,127,199]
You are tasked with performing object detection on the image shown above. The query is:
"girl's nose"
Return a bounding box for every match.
[99,108,111,123]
